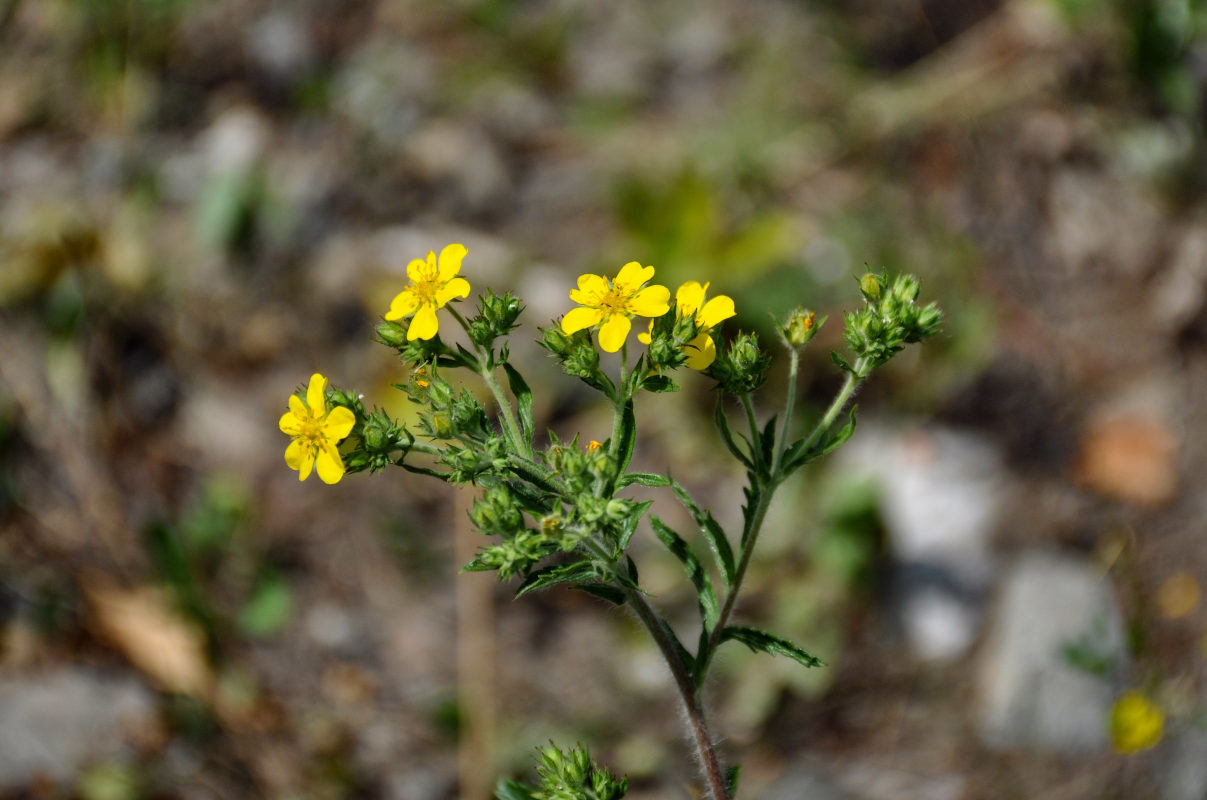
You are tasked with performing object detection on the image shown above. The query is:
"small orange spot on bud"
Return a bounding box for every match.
[587,440,602,452]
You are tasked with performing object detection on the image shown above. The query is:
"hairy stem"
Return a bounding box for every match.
[623,587,730,800]
[772,347,800,474]
[447,306,530,458]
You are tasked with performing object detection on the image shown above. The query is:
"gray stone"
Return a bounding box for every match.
[976,552,1126,754]
[1162,729,1207,800]
[0,667,156,788]
[762,766,851,800]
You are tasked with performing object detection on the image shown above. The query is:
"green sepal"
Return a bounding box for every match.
[714,396,753,468]
[617,472,671,488]
[719,625,826,668]
[514,561,601,598]
[494,780,534,800]
[615,399,636,474]
[725,766,741,798]
[670,478,736,588]
[616,499,654,552]
[502,362,535,447]
[641,374,679,393]
[455,342,480,369]
[651,516,719,630]
[574,583,627,606]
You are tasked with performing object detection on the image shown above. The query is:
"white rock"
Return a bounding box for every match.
[0,668,155,788]
[976,552,1126,753]
[1162,729,1207,800]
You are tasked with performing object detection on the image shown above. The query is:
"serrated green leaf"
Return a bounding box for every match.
[759,414,778,468]
[574,583,627,606]
[719,625,826,668]
[641,374,679,393]
[616,499,653,552]
[670,478,735,588]
[651,516,719,630]
[515,561,600,598]
[617,472,671,488]
[502,362,535,447]
[714,396,752,468]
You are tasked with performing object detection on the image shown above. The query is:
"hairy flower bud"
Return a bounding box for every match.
[711,331,771,394]
[782,307,822,348]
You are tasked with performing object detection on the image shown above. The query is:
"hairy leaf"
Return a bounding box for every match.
[502,362,535,447]
[651,516,719,629]
[720,625,826,668]
[515,561,601,598]
[670,479,735,588]
[617,472,671,488]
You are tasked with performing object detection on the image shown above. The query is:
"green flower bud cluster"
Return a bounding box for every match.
[539,327,609,393]
[642,311,697,373]
[321,389,411,474]
[497,742,628,800]
[468,289,523,349]
[405,367,493,443]
[842,271,943,373]
[710,331,771,394]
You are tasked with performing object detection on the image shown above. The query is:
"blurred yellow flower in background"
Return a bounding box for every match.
[385,243,471,340]
[562,262,670,352]
[1110,691,1164,754]
[279,373,356,484]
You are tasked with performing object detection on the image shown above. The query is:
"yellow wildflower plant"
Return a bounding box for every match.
[385,243,472,340]
[561,262,670,353]
[638,280,736,370]
[1110,691,1164,754]
[279,372,356,484]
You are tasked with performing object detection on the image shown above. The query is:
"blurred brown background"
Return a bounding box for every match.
[1,0,1206,798]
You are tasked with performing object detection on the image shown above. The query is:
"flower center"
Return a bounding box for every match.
[411,278,441,305]
[298,415,325,447]
[599,286,631,315]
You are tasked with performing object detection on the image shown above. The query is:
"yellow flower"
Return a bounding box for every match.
[587,440,602,452]
[384,243,471,340]
[1110,691,1164,754]
[638,280,735,370]
[561,262,670,353]
[279,373,356,484]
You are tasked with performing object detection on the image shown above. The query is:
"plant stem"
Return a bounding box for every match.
[772,347,800,474]
[740,393,761,470]
[622,586,730,800]
[447,306,530,458]
[798,357,866,455]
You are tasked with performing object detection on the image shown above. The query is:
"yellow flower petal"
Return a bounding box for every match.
[614,261,654,291]
[287,394,307,420]
[296,446,315,481]
[684,333,716,370]
[697,294,735,328]
[437,243,467,281]
[306,373,327,415]
[315,443,345,484]
[636,321,654,345]
[675,281,707,316]
[407,304,440,340]
[561,305,603,334]
[1111,692,1164,753]
[385,289,420,320]
[598,314,631,353]
[627,285,671,317]
[284,438,307,470]
[570,273,607,305]
[279,411,302,435]
[323,405,356,440]
[405,256,432,284]
[436,276,470,305]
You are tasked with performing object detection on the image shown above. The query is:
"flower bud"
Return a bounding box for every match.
[858,272,882,302]
[783,307,822,348]
[376,321,408,348]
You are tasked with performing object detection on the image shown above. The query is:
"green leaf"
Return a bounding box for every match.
[725,765,741,798]
[494,780,535,800]
[502,362,535,447]
[759,414,778,468]
[719,625,826,668]
[786,405,858,472]
[670,478,735,588]
[617,499,654,552]
[659,613,695,677]
[574,583,627,606]
[237,572,293,637]
[714,396,752,468]
[651,516,719,630]
[829,350,854,374]
[615,399,636,474]
[641,374,679,393]
[455,343,480,369]
[515,560,601,598]
[617,472,671,488]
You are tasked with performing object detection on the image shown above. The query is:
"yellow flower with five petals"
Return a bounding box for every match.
[561,262,670,353]
[639,280,735,370]
[279,373,356,484]
[385,243,471,340]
